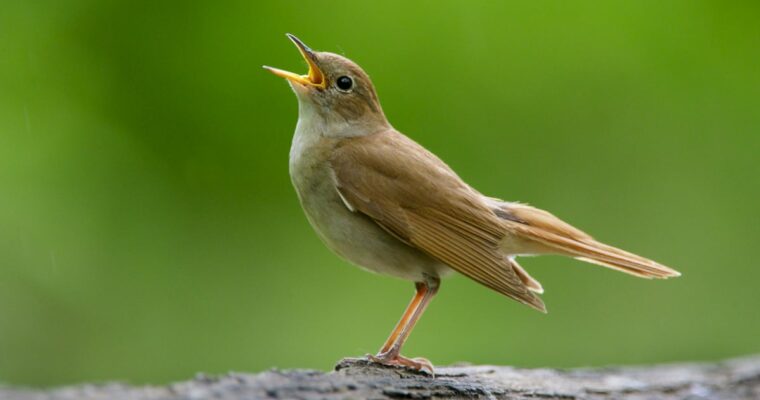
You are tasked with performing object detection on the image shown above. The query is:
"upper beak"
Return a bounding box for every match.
[263,34,326,89]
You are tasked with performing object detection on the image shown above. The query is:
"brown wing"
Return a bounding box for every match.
[329,130,545,312]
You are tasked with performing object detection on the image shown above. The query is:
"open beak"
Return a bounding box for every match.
[263,34,326,89]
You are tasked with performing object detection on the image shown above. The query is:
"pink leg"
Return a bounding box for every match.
[368,277,440,374]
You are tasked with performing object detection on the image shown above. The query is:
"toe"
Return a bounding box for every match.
[366,353,435,375]
[410,357,434,375]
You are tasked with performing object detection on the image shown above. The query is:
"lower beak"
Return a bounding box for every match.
[263,34,326,89]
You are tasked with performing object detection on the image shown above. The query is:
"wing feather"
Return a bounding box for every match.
[331,130,545,312]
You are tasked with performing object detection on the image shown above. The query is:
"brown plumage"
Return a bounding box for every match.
[331,130,545,311]
[330,129,679,314]
[265,34,680,374]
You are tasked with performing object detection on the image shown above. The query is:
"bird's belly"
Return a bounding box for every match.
[290,162,449,282]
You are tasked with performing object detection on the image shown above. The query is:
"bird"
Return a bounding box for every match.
[263,34,680,374]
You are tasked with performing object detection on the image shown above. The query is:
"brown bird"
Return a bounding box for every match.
[264,34,680,374]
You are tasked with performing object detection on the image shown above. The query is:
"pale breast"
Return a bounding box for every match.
[288,126,450,282]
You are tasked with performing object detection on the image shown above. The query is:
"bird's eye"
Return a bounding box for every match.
[336,76,353,91]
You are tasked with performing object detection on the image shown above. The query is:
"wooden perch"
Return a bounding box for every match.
[3,355,759,399]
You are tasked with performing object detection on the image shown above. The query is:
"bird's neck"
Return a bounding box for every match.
[295,98,389,139]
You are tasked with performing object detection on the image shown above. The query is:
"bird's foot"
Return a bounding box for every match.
[366,352,435,376]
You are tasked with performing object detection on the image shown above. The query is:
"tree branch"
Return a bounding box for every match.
[3,355,759,399]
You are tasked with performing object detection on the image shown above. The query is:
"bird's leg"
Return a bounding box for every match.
[368,276,440,374]
[377,282,428,354]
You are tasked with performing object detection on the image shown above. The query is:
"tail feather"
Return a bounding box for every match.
[517,225,680,279]
[575,257,660,279]
[493,201,681,279]
[560,234,675,277]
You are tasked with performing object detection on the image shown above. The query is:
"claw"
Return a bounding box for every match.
[366,353,435,376]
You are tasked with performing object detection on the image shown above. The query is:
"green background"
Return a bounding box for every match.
[1,0,758,387]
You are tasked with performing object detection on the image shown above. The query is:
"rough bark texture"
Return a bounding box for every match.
[3,355,759,400]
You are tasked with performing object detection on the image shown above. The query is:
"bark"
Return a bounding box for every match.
[3,355,759,400]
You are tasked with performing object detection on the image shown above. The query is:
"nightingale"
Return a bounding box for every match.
[264,34,680,374]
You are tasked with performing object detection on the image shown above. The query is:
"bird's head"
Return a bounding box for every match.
[264,34,389,136]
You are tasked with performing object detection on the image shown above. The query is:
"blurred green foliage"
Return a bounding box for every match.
[1,0,759,387]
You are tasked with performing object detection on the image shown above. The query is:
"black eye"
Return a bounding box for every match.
[336,76,353,91]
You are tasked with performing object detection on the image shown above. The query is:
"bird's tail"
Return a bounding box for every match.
[533,231,679,279]
[492,200,680,279]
